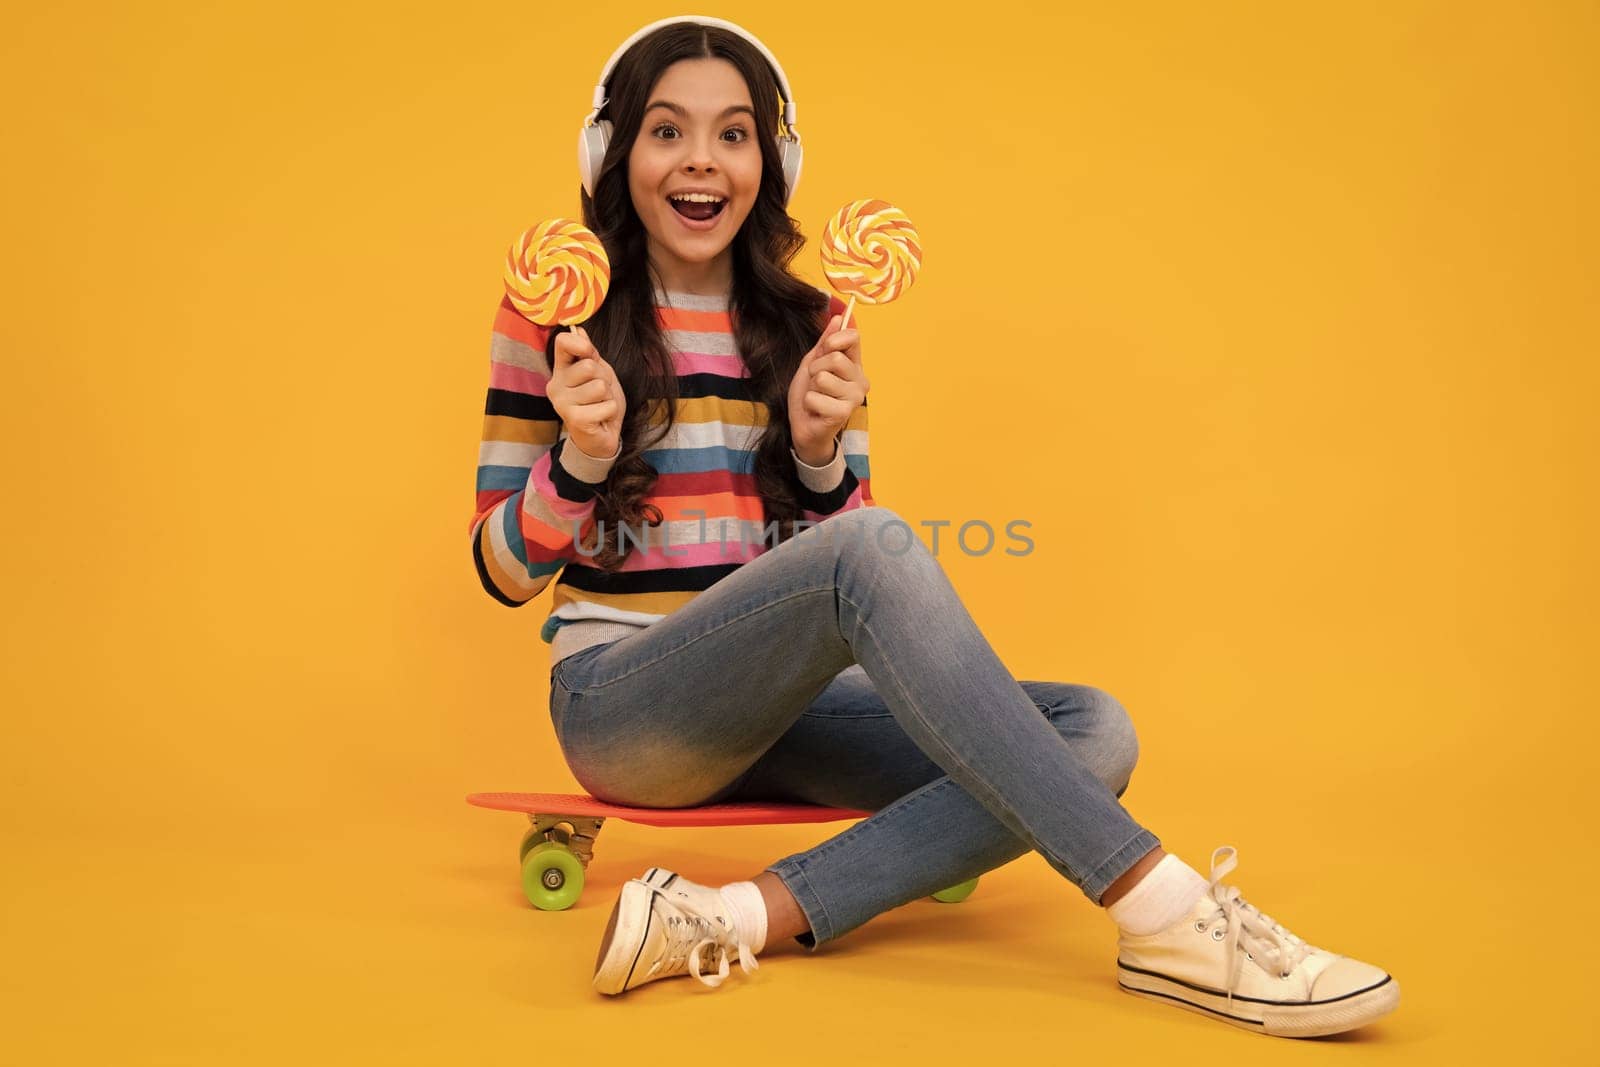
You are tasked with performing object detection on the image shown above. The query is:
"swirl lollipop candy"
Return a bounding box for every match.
[820,198,922,329]
[503,218,611,327]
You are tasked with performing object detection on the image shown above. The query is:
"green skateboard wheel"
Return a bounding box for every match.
[518,826,544,863]
[521,842,586,911]
[931,877,979,903]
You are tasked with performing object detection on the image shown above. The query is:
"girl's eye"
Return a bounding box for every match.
[652,123,751,143]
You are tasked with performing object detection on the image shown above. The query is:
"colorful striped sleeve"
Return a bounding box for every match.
[792,293,875,523]
[468,297,621,607]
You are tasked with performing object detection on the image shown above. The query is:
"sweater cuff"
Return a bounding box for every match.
[791,435,845,493]
[550,435,620,501]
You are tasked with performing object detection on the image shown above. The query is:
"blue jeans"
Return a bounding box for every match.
[547,507,1162,948]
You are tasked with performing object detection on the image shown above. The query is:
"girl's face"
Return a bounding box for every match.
[628,58,763,292]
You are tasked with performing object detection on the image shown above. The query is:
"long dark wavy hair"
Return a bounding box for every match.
[547,21,829,571]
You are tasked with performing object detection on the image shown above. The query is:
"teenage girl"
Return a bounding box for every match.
[469,16,1399,1038]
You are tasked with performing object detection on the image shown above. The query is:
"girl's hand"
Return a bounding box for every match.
[787,314,869,464]
[548,325,626,459]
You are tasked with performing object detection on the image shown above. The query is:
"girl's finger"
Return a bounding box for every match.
[563,359,602,387]
[804,390,853,419]
[824,328,859,352]
[552,332,578,371]
[816,351,857,379]
[817,314,850,352]
[571,325,603,363]
[810,370,855,398]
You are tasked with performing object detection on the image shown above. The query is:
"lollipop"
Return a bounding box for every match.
[504,218,611,327]
[820,198,922,329]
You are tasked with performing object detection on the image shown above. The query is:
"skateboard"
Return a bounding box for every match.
[468,791,981,911]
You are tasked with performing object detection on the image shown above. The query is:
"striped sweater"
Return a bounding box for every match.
[469,283,874,667]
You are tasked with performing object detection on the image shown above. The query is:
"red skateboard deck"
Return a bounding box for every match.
[467,791,980,910]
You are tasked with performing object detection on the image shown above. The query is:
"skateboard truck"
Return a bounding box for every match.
[524,812,605,867]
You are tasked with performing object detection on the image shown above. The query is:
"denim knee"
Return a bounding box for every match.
[1036,685,1140,798]
[1095,690,1141,798]
[808,505,921,560]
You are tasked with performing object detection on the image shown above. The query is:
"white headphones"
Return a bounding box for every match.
[577,15,804,206]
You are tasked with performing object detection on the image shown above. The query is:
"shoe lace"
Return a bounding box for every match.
[648,884,759,989]
[1199,846,1316,1010]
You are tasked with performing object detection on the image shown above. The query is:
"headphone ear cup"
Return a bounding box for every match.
[578,119,613,198]
[778,138,803,206]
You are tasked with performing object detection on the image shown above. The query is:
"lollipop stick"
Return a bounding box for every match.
[840,294,856,332]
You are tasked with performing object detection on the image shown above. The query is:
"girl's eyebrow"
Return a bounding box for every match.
[645,100,757,122]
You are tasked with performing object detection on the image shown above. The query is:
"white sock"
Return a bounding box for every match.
[1106,854,1209,936]
[718,881,768,954]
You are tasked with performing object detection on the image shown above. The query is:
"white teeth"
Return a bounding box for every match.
[669,192,726,203]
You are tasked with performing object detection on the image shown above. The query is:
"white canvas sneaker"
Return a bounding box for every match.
[1116,846,1400,1037]
[592,867,760,995]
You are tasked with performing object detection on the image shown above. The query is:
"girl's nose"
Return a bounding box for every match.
[682,134,720,171]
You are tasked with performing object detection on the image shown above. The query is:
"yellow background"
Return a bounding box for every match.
[3,0,1595,1061]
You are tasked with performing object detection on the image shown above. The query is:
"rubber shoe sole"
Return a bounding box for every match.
[593,880,655,996]
[1117,960,1401,1038]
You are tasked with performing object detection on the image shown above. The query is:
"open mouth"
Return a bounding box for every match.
[668,196,728,222]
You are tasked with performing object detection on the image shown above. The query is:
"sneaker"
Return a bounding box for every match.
[592,867,760,995]
[1116,846,1400,1037]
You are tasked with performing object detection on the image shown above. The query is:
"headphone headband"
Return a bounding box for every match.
[582,15,799,134]
[577,15,804,203]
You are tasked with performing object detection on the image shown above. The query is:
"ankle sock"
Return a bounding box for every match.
[1106,854,1209,936]
[718,881,768,954]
